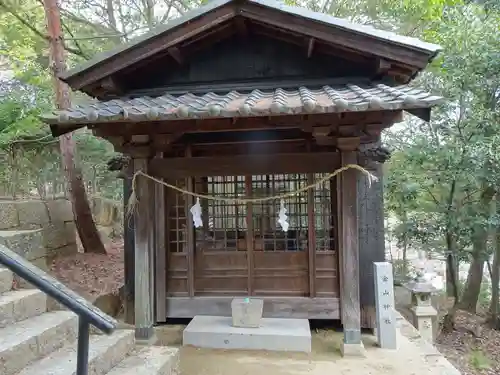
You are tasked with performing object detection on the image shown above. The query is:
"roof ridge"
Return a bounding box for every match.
[60,0,441,82]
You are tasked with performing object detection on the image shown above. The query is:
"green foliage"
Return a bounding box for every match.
[469,349,491,370]
[384,2,500,275]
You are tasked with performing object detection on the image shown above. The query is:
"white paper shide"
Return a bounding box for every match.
[190,197,203,228]
[277,199,289,232]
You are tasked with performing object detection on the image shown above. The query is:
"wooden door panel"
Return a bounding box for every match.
[253,251,308,295]
[194,250,248,294]
[166,253,188,296]
[315,251,339,297]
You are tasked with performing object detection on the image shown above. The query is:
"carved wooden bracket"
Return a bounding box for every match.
[107,154,131,178]
[336,137,361,151]
[359,145,392,164]
[311,125,335,146]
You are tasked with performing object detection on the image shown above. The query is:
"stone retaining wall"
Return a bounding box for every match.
[91,196,123,241]
[0,198,77,272]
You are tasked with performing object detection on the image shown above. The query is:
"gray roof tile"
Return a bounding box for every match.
[41,83,443,126]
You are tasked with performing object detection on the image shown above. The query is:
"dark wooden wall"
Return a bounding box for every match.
[357,144,385,329]
[123,34,369,92]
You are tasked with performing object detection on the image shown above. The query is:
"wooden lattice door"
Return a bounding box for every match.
[165,173,338,300]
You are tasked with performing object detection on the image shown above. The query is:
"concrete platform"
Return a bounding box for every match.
[183,315,311,353]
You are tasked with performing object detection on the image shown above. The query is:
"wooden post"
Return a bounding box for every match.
[338,139,365,356]
[245,176,254,295]
[154,153,167,322]
[307,173,316,297]
[184,145,195,297]
[123,165,135,325]
[133,157,155,341]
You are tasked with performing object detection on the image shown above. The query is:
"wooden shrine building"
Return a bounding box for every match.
[42,0,442,346]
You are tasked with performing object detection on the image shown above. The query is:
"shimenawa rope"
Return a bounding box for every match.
[125,163,377,218]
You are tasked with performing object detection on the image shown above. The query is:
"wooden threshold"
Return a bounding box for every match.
[164,296,340,319]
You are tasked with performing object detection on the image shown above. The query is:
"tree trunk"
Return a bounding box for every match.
[442,230,460,333]
[460,255,485,313]
[402,222,408,277]
[489,245,500,328]
[459,187,495,313]
[489,198,500,328]
[43,0,106,254]
[446,232,460,302]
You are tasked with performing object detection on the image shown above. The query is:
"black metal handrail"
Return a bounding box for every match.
[0,244,118,375]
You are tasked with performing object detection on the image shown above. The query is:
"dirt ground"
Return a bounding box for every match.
[48,241,500,375]
[174,329,451,375]
[435,312,500,375]
[49,239,124,301]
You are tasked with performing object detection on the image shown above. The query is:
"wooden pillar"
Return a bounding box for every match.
[307,173,316,297]
[133,157,155,341]
[154,153,167,323]
[185,146,195,297]
[338,138,364,354]
[123,166,135,326]
[245,176,255,295]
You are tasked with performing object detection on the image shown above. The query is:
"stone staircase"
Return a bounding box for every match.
[0,267,179,375]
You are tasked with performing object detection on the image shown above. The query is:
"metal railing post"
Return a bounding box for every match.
[76,317,90,375]
[0,245,117,375]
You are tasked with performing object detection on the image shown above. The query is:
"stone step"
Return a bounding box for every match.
[0,267,13,293]
[16,329,135,375]
[0,310,78,375]
[106,346,180,375]
[0,289,47,328]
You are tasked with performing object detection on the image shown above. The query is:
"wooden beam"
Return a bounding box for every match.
[154,152,167,323]
[336,137,361,151]
[178,22,234,50]
[91,111,402,137]
[151,133,183,150]
[67,5,236,90]
[239,3,431,68]
[132,157,155,340]
[149,152,341,178]
[307,37,315,58]
[234,16,249,37]
[251,25,373,65]
[99,76,124,95]
[373,58,391,77]
[165,296,340,319]
[167,47,183,65]
[339,149,362,346]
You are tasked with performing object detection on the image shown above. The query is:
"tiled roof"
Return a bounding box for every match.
[60,0,441,80]
[40,83,443,125]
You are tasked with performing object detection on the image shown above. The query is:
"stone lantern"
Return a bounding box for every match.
[404,270,440,342]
